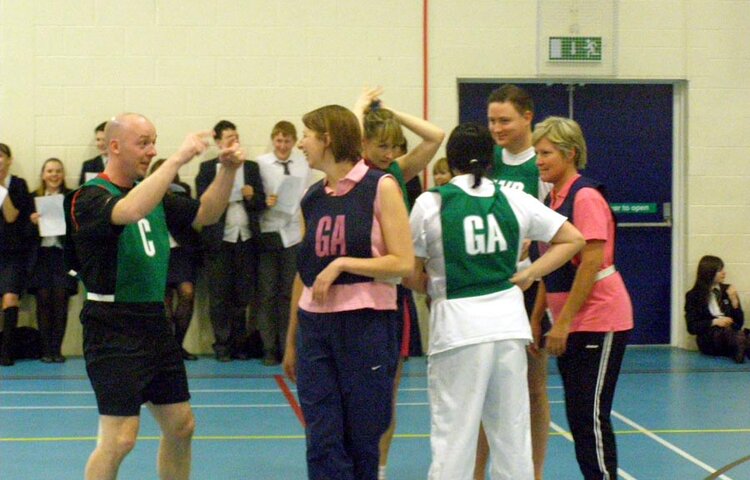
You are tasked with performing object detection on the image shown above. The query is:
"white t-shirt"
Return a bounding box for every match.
[410,174,567,355]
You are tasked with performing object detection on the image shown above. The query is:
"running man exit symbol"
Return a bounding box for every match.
[549,37,602,62]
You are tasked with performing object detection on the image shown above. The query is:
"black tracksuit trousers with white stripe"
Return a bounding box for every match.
[557,330,630,480]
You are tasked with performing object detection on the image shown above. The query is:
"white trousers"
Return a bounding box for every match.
[428,339,533,480]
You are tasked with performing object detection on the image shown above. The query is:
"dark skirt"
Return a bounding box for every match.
[0,251,31,295]
[28,246,78,296]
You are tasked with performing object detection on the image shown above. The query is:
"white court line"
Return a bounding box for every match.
[550,421,637,480]
[0,402,430,411]
[0,388,288,395]
[612,410,733,480]
[398,386,565,392]
[0,388,433,396]
[1,386,562,395]
[0,404,290,410]
[0,391,93,395]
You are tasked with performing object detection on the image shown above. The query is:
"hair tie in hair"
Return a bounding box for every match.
[469,158,479,164]
[369,99,381,112]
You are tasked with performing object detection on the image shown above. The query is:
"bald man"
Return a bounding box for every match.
[66,113,243,480]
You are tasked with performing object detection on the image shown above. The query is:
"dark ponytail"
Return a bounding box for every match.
[445,123,493,188]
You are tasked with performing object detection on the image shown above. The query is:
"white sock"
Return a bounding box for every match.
[378,464,387,480]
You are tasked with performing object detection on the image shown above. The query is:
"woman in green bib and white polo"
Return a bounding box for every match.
[407,123,584,479]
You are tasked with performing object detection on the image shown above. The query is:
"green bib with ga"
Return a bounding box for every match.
[491,145,539,199]
[433,182,520,299]
[87,178,170,303]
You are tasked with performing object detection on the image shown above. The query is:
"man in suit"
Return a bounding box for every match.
[79,121,108,186]
[196,120,266,361]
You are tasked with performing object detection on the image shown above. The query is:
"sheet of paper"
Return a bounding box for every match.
[0,185,7,206]
[217,163,245,202]
[274,175,304,215]
[34,194,66,237]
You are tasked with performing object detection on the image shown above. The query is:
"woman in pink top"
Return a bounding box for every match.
[282,105,414,480]
[531,116,633,480]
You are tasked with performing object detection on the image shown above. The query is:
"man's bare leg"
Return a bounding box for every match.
[147,401,195,480]
[85,415,140,480]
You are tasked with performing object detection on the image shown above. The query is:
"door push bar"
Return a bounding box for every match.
[617,202,672,228]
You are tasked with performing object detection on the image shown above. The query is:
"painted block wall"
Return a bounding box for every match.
[1,1,748,352]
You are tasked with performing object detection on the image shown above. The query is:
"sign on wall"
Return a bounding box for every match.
[549,36,602,62]
[537,0,615,75]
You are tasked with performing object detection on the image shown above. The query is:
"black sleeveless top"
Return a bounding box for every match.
[542,176,615,293]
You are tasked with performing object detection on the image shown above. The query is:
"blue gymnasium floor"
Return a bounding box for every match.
[1,347,749,479]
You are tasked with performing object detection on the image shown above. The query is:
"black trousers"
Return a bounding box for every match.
[257,244,298,358]
[557,330,630,480]
[205,239,258,356]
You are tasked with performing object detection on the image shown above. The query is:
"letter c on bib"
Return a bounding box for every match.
[137,219,156,257]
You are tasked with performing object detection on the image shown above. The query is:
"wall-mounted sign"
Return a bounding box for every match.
[549,36,602,62]
[610,203,657,214]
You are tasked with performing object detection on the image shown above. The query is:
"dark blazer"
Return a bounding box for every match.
[685,283,744,337]
[195,158,266,250]
[166,182,201,252]
[78,155,105,186]
[0,176,34,254]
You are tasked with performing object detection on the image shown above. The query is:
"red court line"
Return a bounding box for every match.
[274,375,306,427]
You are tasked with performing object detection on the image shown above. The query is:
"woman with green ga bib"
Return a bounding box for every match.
[407,123,583,479]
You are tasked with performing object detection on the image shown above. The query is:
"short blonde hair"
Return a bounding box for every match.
[432,157,450,176]
[531,116,587,170]
[363,107,406,147]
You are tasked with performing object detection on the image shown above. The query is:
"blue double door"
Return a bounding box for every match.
[459,82,673,344]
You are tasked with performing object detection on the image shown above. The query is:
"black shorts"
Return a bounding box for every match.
[395,285,418,359]
[524,281,552,347]
[82,302,190,416]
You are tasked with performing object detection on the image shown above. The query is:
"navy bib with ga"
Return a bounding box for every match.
[297,168,385,287]
[543,176,615,293]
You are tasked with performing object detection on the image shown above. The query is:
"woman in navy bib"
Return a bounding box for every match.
[282,105,414,480]
[533,116,633,480]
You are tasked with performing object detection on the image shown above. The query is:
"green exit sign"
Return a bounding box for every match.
[549,36,602,62]
[610,203,657,214]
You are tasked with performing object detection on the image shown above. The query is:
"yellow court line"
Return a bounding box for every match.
[4,428,750,443]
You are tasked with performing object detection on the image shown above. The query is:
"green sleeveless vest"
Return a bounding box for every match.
[386,161,411,211]
[434,182,520,299]
[87,178,170,303]
[491,145,539,199]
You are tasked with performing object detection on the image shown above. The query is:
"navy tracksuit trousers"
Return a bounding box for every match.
[296,308,398,480]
